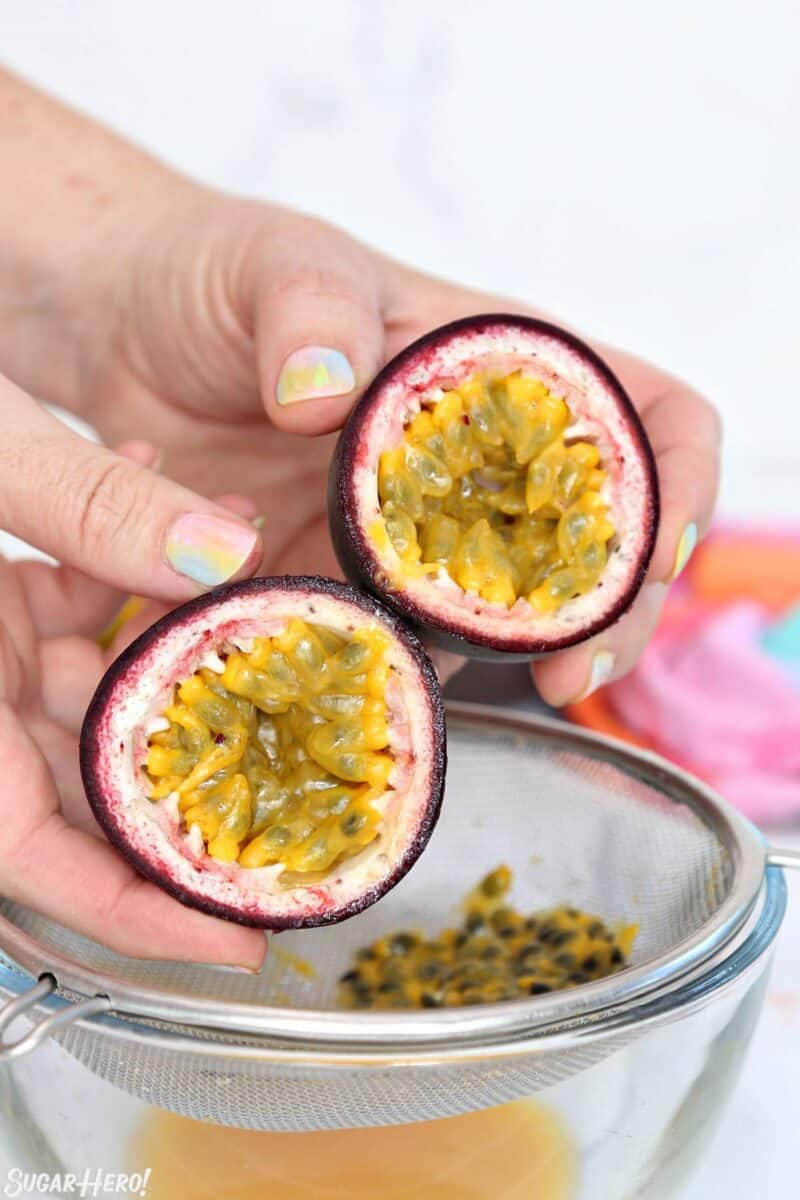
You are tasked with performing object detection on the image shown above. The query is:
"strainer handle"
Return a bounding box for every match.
[0,975,111,1062]
[766,847,800,871]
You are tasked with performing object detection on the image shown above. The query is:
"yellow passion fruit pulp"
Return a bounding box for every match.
[375,372,616,614]
[145,619,395,875]
[82,578,445,929]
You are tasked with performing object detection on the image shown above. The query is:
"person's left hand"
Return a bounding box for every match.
[60,187,720,702]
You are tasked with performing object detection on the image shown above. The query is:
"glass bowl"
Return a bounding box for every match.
[0,706,790,1199]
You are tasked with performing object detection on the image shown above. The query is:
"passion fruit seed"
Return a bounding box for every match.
[375,372,616,613]
[339,865,636,1009]
[144,619,395,874]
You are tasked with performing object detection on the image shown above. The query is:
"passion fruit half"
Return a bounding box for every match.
[330,315,659,657]
[80,577,445,929]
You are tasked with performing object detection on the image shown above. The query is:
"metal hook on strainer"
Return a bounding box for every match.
[0,976,110,1062]
[0,704,795,1130]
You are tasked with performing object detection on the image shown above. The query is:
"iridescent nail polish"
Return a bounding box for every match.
[574,650,616,702]
[276,347,355,406]
[667,522,698,583]
[165,514,259,588]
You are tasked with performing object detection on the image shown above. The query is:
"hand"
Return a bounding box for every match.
[0,71,719,702]
[65,187,720,703]
[0,73,719,968]
[0,371,267,967]
[0,80,719,970]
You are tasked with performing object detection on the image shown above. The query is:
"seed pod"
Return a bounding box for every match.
[80,578,445,929]
[329,315,658,658]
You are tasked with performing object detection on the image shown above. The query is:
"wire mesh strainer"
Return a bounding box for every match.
[0,703,790,1131]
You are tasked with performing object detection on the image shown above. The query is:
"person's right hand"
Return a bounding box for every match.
[0,370,267,968]
[0,68,720,707]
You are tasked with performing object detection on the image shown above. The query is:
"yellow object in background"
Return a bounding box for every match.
[97,597,146,649]
[132,1100,576,1199]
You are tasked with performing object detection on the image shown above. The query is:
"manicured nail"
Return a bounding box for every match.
[573,650,616,703]
[276,346,355,406]
[165,513,260,587]
[667,522,697,583]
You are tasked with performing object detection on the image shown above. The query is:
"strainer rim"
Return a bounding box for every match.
[0,704,767,1052]
[0,866,786,1068]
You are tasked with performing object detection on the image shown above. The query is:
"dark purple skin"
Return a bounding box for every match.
[80,576,447,931]
[329,313,660,661]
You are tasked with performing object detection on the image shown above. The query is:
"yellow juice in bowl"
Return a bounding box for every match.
[131,1099,575,1199]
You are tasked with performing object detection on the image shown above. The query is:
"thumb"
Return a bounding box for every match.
[253,224,385,435]
[0,376,262,601]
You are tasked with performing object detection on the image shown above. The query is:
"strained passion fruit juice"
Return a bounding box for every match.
[132,1100,576,1199]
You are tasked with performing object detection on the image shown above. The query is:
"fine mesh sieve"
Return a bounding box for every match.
[0,703,784,1131]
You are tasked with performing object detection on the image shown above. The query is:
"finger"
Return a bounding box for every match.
[113,440,163,470]
[0,620,28,709]
[532,583,667,707]
[103,599,170,660]
[379,260,539,357]
[267,511,339,578]
[0,376,263,602]
[597,347,720,584]
[94,493,259,651]
[40,635,107,734]
[253,222,385,435]
[215,493,260,521]
[18,560,125,640]
[17,440,167,637]
[0,561,38,703]
[637,388,720,583]
[27,711,100,836]
[0,704,266,968]
[427,647,466,687]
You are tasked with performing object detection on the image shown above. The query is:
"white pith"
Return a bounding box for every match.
[355,327,652,646]
[92,589,437,923]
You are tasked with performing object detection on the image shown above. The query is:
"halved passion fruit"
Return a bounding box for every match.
[80,578,445,929]
[330,315,659,657]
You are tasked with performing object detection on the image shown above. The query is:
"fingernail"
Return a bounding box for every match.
[165,513,260,587]
[151,448,164,474]
[666,522,698,583]
[276,346,355,406]
[251,514,265,531]
[572,650,616,703]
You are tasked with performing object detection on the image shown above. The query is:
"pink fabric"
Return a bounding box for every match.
[608,602,800,823]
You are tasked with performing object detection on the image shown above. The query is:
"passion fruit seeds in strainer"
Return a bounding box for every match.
[80,578,445,930]
[340,865,637,1009]
[330,315,659,657]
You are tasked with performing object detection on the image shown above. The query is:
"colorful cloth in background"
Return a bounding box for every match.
[566,526,800,825]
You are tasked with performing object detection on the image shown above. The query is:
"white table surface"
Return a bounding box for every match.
[2,2,799,1193]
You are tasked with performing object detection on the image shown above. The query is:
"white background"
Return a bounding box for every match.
[2,2,799,1196]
